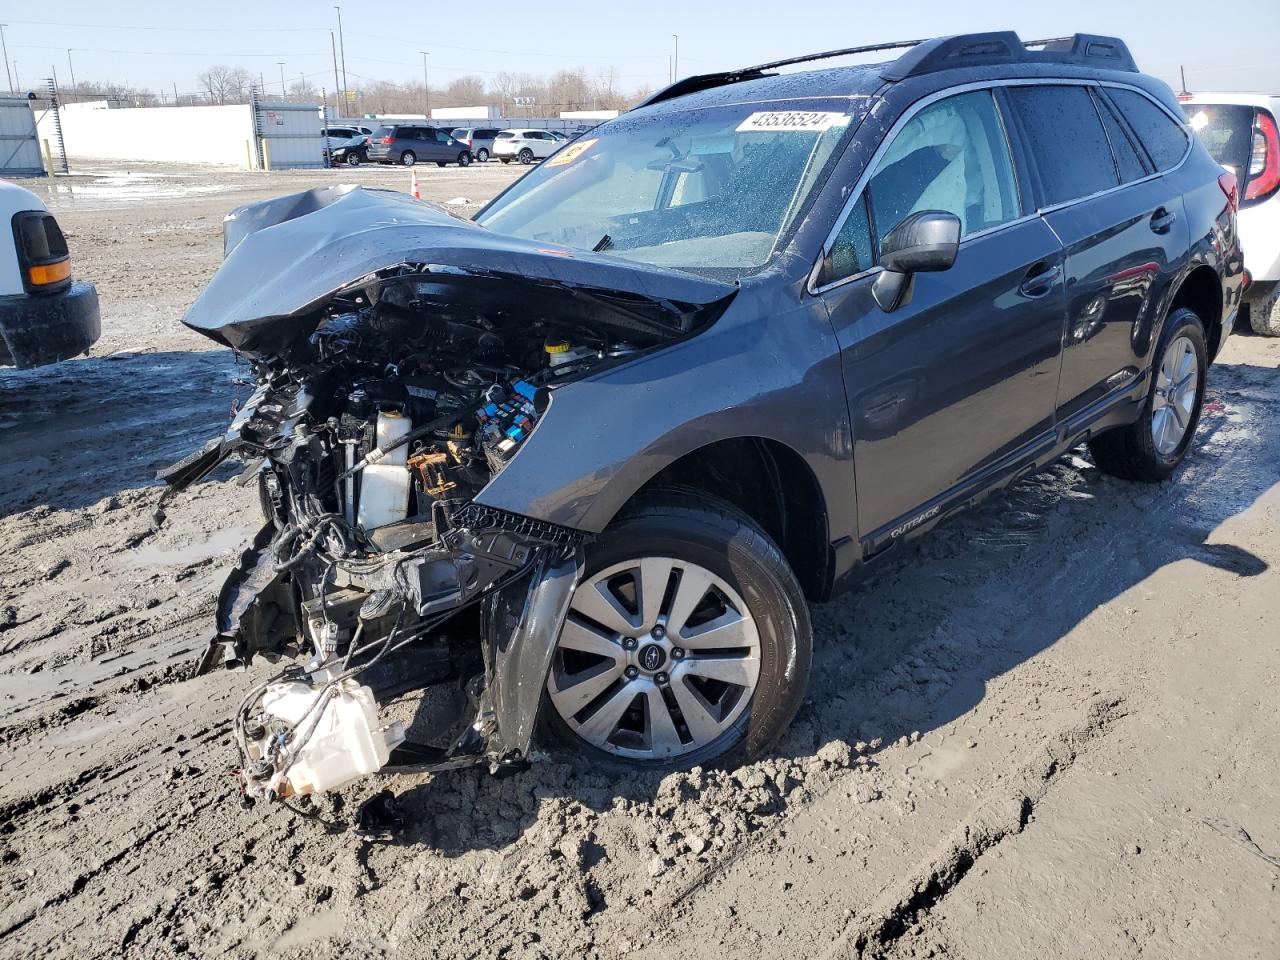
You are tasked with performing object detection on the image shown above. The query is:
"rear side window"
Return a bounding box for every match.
[1093,92,1148,183]
[867,89,1021,239]
[476,129,498,138]
[1108,88,1189,171]
[1008,85,1118,205]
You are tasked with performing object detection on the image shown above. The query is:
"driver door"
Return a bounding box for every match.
[815,88,1067,555]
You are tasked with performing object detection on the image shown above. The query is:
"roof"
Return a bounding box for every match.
[633,32,1141,114]
[1180,92,1280,109]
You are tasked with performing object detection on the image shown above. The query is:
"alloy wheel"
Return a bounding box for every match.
[1151,334,1198,455]
[547,557,761,760]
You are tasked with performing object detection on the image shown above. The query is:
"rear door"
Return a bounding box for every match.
[1006,82,1190,424]
[816,87,1067,552]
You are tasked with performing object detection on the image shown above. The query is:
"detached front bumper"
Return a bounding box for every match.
[0,282,101,369]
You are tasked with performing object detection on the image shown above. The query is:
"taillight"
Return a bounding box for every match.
[380,136,393,144]
[1218,171,1238,211]
[11,210,72,295]
[1244,110,1280,203]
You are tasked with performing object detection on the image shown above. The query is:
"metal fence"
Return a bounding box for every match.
[252,97,326,170]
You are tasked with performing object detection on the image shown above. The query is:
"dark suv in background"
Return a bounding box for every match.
[174,31,1242,802]
[367,124,472,167]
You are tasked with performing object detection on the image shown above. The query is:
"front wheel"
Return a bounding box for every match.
[518,148,534,164]
[345,152,362,166]
[1090,306,1207,482]
[541,491,812,771]
[457,151,471,167]
[399,151,416,166]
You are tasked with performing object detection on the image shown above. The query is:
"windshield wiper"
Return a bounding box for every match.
[592,234,613,252]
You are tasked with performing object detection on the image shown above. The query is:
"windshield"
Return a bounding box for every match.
[1183,103,1255,176]
[475,100,866,277]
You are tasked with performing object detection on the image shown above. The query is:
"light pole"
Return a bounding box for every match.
[420,51,429,118]
[12,60,18,92]
[0,24,11,92]
[333,6,349,105]
[66,49,77,100]
[672,34,678,82]
[277,61,286,98]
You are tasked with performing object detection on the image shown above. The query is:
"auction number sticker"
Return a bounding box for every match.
[736,111,850,133]
[545,138,599,167]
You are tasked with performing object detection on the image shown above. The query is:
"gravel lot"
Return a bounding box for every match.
[1,160,1278,960]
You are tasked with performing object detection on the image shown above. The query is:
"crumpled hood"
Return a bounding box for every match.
[183,185,736,355]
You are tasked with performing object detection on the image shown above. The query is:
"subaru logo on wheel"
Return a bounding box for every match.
[639,644,666,672]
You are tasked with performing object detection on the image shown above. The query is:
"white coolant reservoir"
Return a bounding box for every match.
[259,676,405,796]
[357,409,412,530]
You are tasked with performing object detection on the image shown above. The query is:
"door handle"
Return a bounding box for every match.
[1150,207,1177,234]
[1019,261,1062,299]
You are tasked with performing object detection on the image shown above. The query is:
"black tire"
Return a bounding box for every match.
[540,488,812,772]
[1250,288,1280,336]
[435,161,447,168]
[499,158,511,164]
[399,151,416,166]
[518,148,534,165]
[476,148,489,162]
[457,151,471,167]
[1089,306,1207,482]
[345,152,362,166]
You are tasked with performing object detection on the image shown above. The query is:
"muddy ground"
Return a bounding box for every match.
[1,160,1278,960]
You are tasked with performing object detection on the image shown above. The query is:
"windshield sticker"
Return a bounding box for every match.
[545,138,599,167]
[736,111,851,133]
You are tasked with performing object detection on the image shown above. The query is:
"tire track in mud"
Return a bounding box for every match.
[829,696,1127,959]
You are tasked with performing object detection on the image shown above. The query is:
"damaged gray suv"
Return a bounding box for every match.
[165,32,1242,804]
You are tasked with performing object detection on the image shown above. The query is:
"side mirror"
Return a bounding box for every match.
[872,210,961,312]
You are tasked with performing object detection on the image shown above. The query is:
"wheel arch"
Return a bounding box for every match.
[1169,264,1224,360]
[619,437,834,603]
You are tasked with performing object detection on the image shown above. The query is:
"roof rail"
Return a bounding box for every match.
[634,31,1138,110]
[882,31,1137,80]
[635,38,928,109]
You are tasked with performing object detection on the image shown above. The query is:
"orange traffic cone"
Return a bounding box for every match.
[410,169,420,200]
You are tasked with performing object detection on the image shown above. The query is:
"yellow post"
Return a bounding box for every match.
[262,139,272,172]
[41,138,55,175]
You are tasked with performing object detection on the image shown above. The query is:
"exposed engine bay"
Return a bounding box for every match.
[159,185,735,805]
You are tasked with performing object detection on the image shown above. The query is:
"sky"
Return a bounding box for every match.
[1,0,1277,100]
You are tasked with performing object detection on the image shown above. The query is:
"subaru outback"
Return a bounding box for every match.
[164,31,1242,804]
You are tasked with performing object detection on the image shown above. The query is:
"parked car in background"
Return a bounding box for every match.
[0,181,99,369]
[548,130,569,141]
[1182,93,1280,334]
[328,135,369,166]
[451,127,500,162]
[368,124,472,167]
[322,126,367,150]
[493,129,560,164]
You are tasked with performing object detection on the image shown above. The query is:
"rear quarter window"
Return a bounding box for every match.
[1007,85,1119,206]
[1108,88,1189,171]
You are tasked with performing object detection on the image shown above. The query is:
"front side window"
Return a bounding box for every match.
[868,89,1020,240]
[477,100,868,277]
[1109,88,1189,171]
[1007,85,1119,205]
[819,89,1019,286]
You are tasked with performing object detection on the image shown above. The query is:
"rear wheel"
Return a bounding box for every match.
[1250,288,1280,336]
[1090,307,1207,482]
[399,151,416,166]
[500,157,511,164]
[476,148,489,162]
[518,148,534,164]
[542,491,811,771]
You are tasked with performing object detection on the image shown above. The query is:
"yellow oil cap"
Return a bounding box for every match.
[545,340,570,354]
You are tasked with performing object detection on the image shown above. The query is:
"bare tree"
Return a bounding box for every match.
[198,64,235,105]
[288,77,319,102]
